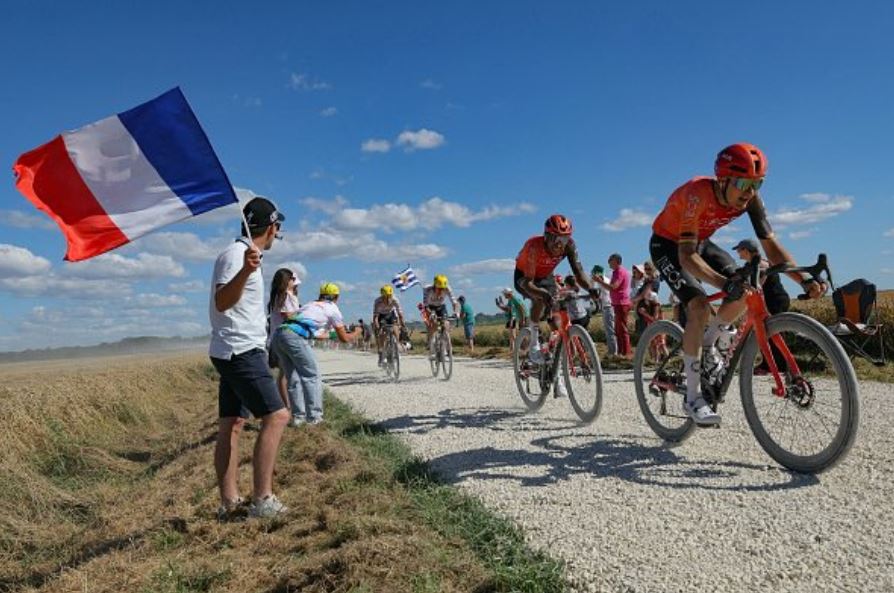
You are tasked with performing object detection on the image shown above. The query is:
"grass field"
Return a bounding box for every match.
[417,291,892,381]
[0,353,564,593]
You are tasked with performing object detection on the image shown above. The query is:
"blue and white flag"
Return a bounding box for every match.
[392,266,420,292]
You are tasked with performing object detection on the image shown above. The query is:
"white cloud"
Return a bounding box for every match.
[288,72,331,91]
[420,79,442,90]
[262,259,308,281]
[768,194,853,228]
[881,268,894,275]
[396,128,445,151]
[600,208,654,232]
[320,106,338,117]
[884,228,894,237]
[448,258,515,276]
[788,230,813,240]
[0,210,56,230]
[127,293,188,307]
[274,230,447,262]
[130,232,225,262]
[62,252,186,280]
[361,138,391,153]
[168,280,206,293]
[0,244,52,278]
[332,197,535,233]
[0,275,132,299]
[299,195,350,215]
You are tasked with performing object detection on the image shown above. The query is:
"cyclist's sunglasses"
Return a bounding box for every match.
[545,232,571,246]
[731,177,764,192]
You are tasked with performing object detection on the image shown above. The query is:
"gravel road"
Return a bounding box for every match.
[316,349,894,593]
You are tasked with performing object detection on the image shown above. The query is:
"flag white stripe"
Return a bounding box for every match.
[63,115,192,241]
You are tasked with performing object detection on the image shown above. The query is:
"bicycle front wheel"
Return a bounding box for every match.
[388,334,400,382]
[562,325,603,424]
[633,320,695,442]
[513,327,547,411]
[739,312,860,474]
[430,333,440,377]
[440,329,453,380]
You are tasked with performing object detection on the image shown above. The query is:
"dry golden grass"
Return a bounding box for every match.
[0,353,500,593]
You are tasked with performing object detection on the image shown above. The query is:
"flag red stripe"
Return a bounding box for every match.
[13,136,129,261]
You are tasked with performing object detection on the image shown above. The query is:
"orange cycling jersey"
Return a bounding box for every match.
[652,177,772,244]
[515,235,574,279]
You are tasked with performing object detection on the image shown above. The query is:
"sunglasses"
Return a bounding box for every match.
[546,233,571,246]
[731,177,764,192]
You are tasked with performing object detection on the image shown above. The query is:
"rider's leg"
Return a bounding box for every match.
[682,296,711,402]
[528,298,544,348]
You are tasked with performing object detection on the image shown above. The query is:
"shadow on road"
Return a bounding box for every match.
[376,407,582,435]
[425,432,819,493]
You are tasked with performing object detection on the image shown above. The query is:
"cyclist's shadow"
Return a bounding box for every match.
[425,433,819,492]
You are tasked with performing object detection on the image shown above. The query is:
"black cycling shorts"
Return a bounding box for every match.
[649,234,736,306]
[374,311,398,327]
[513,268,558,302]
[426,303,448,320]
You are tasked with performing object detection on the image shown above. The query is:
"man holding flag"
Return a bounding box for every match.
[12,88,290,519]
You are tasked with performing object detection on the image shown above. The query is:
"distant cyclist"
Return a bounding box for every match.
[372,284,405,367]
[422,274,458,359]
[650,143,826,426]
[514,214,599,363]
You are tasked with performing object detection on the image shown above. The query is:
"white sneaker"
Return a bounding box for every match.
[682,398,721,426]
[288,416,306,428]
[308,417,324,426]
[528,347,544,364]
[249,494,288,518]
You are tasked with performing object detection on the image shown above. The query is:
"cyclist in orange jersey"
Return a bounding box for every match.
[649,143,826,425]
[515,214,599,363]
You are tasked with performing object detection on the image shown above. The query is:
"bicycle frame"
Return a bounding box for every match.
[546,297,590,381]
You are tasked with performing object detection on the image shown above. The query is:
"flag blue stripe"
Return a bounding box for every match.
[117,88,237,216]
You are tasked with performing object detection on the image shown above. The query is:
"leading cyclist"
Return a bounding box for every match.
[649,143,826,426]
[514,214,599,363]
[372,284,405,367]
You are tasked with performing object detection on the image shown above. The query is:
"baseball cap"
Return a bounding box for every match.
[732,238,759,253]
[243,197,285,230]
[502,287,513,294]
[632,264,645,275]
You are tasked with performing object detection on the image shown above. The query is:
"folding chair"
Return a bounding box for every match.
[828,278,886,366]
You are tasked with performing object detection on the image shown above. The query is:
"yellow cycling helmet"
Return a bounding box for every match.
[433,274,448,289]
[319,282,340,297]
[381,284,394,297]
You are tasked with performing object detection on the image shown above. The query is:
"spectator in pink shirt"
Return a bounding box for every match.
[594,253,632,357]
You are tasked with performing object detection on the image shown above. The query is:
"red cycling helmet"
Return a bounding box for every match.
[544,214,573,236]
[714,143,768,179]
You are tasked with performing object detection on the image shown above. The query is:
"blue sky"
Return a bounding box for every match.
[1,1,893,351]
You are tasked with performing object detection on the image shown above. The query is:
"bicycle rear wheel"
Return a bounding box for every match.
[633,320,695,442]
[562,325,603,424]
[513,327,547,411]
[440,329,453,380]
[739,312,859,473]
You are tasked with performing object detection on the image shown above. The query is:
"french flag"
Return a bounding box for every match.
[13,88,237,261]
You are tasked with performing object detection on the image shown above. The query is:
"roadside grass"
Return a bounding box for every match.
[0,353,567,593]
[417,295,893,382]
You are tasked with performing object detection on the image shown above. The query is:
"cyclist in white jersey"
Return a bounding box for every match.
[372,284,406,366]
[422,274,458,359]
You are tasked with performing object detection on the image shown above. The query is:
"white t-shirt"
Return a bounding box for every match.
[297,300,345,338]
[268,292,300,347]
[209,239,267,359]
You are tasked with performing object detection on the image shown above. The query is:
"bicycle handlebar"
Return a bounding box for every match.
[741,253,834,300]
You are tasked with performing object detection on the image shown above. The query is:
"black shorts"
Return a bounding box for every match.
[211,348,285,419]
[505,318,520,330]
[649,234,736,306]
[513,268,558,302]
[571,314,591,328]
[374,311,398,327]
[426,304,448,320]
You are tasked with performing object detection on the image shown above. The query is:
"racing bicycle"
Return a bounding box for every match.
[513,290,603,423]
[378,323,401,382]
[429,314,457,380]
[633,254,859,473]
